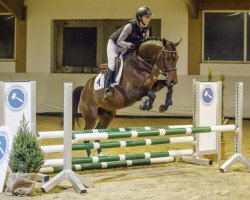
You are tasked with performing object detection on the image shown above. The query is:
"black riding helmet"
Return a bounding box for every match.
[136,6,152,20]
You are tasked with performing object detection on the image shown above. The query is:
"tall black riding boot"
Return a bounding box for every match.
[103,69,114,102]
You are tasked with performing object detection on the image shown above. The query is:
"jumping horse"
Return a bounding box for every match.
[73,37,181,156]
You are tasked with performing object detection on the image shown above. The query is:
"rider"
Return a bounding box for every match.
[103,6,152,102]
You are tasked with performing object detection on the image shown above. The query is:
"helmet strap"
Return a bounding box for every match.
[138,17,146,27]
[141,20,146,26]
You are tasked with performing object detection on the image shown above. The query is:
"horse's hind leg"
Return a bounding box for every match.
[95,108,116,155]
[83,108,98,157]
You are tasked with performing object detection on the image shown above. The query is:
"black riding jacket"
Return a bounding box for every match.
[110,19,149,48]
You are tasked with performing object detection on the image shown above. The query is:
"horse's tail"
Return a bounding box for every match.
[72,86,84,129]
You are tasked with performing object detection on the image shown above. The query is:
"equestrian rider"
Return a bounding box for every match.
[103,6,152,102]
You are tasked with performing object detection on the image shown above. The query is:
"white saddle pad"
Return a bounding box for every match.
[94,54,124,91]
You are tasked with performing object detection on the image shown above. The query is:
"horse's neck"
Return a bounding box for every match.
[137,45,162,64]
[121,47,162,78]
[118,46,161,101]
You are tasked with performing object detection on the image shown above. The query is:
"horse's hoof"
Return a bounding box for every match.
[139,105,147,110]
[139,105,152,111]
[159,104,168,112]
[139,100,152,111]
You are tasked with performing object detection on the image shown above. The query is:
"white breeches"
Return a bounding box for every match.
[107,39,119,71]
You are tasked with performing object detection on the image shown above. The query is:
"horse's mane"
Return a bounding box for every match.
[141,37,163,44]
[140,37,171,46]
[128,37,175,55]
[137,37,177,52]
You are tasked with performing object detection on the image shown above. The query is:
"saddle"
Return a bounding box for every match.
[99,57,121,78]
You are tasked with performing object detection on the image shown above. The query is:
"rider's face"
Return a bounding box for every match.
[141,15,151,26]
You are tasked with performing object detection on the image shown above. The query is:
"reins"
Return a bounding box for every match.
[134,53,160,75]
[130,38,178,77]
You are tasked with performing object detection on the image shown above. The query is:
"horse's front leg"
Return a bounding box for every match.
[151,80,168,92]
[150,80,174,112]
[159,85,173,112]
[139,90,156,111]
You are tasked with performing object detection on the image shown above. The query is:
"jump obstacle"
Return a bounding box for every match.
[37,80,224,173]
[37,80,227,175]
[39,125,236,174]
[38,80,222,174]
[1,81,250,194]
[40,81,250,193]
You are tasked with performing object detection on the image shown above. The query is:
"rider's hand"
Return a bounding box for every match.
[129,43,137,50]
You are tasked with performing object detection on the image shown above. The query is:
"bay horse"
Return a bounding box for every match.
[73,37,181,156]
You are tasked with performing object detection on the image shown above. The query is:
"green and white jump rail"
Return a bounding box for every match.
[41,136,195,153]
[42,149,194,167]
[40,156,176,174]
[37,125,192,139]
[72,125,236,142]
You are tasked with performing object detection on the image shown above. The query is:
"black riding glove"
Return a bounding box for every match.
[129,44,137,50]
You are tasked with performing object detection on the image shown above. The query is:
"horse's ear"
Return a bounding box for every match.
[174,39,182,47]
[163,39,167,48]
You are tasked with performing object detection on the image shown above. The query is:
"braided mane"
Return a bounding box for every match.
[140,37,170,46]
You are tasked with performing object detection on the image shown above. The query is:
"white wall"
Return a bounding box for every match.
[0,73,249,118]
[1,1,250,118]
[200,63,250,76]
[25,0,188,74]
[0,61,15,72]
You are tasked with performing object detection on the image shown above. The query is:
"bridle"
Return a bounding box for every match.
[160,48,178,77]
[134,40,178,78]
